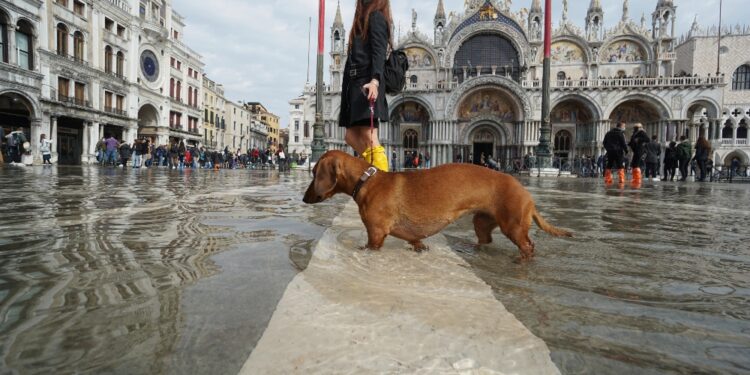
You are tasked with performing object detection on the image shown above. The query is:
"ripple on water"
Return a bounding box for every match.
[0,167,340,374]
[447,179,750,374]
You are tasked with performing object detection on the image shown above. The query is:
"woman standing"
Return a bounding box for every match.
[694,136,712,182]
[663,141,678,181]
[39,134,53,165]
[340,0,392,171]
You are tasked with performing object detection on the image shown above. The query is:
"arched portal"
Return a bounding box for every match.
[0,92,33,163]
[390,100,430,162]
[138,104,160,141]
[608,99,664,140]
[467,124,505,165]
[551,97,598,159]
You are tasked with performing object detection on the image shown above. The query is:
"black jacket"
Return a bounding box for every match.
[629,129,650,157]
[603,128,627,154]
[339,11,389,128]
[645,140,661,163]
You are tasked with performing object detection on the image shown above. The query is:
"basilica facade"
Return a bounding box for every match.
[313,0,749,168]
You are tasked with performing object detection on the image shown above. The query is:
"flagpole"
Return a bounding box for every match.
[716,0,722,75]
[535,0,553,169]
[311,0,327,162]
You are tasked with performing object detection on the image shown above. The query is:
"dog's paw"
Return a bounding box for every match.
[410,242,429,253]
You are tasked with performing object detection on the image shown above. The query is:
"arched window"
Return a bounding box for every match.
[116,51,124,76]
[554,130,572,152]
[739,119,748,139]
[187,87,192,106]
[169,78,174,98]
[556,71,566,81]
[453,33,520,82]
[732,65,750,90]
[403,129,419,150]
[0,11,9,63]
[722,120,733,139]
[175,80,181,100]
[56,23,68,56]
[16,20,34,70]
[104,45,113,73]
[73,31,84,61]
[410,75,418,84]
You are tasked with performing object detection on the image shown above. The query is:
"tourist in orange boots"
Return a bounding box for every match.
[602,122,628,185]
[628,123,650,186]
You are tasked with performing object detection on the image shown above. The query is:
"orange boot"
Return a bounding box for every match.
[631,167,643,188]
[604,169,613,184]
[618,169,626,184]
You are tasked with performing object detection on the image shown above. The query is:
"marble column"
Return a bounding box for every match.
[7,25,16,65]
[30,118,41,165]
[81,121,90,164]
[51,116,59,162]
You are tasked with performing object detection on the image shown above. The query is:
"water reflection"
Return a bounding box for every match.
[0,166,341,374]
[445,179,750,374]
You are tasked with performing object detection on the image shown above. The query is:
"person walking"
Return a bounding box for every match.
[39,134,53,165]
[132,138,143,168]
[178,140,187,169]
[628,123,650,184]
[663,141,678,181]
[424,150,431,169]
[5,127,27,164]
[339,0,393,171]
[104,135,119,166]
[168,141,179,169]
[694,135,711,182]
[644,135,661,181]
[676,135,692,181]
[602,122,628,184]
[119,140,132,167]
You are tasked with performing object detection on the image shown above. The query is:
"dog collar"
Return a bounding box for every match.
[352,166,378,200]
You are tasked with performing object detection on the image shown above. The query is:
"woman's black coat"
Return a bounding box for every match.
[339,11,389,128]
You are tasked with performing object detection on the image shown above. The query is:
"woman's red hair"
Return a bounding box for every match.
[348,0,393,49]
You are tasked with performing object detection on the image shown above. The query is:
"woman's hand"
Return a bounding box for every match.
[363,79,379,102]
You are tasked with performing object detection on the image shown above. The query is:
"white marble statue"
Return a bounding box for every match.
[622,0,629,22]
[562,0,568,22]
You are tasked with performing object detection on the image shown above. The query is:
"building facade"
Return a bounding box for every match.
[0,0,205,165]
[675,22,750,165]
[287,82,315,156]
[245,101,280,152]
[201,74,224,150]
[319,0,747,167]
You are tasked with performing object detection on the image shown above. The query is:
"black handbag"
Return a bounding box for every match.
[383,49,409,95]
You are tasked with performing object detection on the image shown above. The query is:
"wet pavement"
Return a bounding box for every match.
[0,165,749,374]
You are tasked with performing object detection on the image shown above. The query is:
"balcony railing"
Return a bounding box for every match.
[720,138,749,146]
[53,91,91,108]
[522,76,726,89]
[104,106,127,116]
[107,0,131,13]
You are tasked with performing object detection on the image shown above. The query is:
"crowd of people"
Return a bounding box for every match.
[93,135,293,171]
[602,121,716,185]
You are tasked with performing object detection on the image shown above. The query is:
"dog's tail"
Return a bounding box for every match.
[532,209,573,238]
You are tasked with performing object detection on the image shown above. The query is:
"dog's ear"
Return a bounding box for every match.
[313,155,339,199]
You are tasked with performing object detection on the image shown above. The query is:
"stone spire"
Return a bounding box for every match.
[333,1,343,27]
[587,0,602,14]
[435,0,446,20]
[530,0,542,13]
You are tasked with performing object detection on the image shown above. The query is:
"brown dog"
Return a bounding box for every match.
[303,150,572,260]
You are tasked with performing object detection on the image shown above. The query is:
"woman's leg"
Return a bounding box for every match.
[344,126,381,155]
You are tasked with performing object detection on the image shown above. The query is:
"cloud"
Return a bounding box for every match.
[177,0,744,128]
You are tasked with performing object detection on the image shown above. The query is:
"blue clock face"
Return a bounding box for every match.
[140,50,159,82]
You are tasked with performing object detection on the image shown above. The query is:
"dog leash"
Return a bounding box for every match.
[369,97,375,166]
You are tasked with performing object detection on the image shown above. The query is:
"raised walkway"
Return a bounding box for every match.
[240,202,559,374]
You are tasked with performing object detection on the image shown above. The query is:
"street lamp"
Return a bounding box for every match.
[311,0,327,162]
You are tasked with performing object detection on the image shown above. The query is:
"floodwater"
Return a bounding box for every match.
[444,179,750,374]
[0,165,749,374]
[0,165,345,374]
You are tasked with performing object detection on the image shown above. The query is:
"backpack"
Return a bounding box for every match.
[8,133,18,147]
[383,49,409,95]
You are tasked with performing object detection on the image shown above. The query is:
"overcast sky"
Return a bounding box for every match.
[177,0,743,128]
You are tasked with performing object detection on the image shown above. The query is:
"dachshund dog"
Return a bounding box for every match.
[303,151,572,260]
